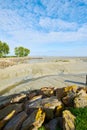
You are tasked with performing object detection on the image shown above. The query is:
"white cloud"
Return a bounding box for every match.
[39,17,79,31]
[78,23,87,33]
[7,23,87,46]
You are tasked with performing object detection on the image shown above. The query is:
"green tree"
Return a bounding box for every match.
[24,48,30,56]
[14,46,30,57]
[0,41,10,57]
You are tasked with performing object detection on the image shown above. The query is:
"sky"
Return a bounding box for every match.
[0,0,87,56]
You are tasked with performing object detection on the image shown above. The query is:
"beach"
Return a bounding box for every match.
[0,57,87,96]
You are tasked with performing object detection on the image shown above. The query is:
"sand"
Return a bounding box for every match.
[0,57,87,96]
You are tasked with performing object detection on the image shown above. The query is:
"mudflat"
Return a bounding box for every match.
[0,57,87,96]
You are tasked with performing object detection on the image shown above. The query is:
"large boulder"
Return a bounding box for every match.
[63,110,76,130]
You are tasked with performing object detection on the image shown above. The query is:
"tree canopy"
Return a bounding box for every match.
[0,41,10,57]
[14,46,30,57]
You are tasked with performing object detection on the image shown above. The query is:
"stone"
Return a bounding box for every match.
[62,85,78,107]
[25,95,42,114]
[0,110,15,130]
[45,117,60,130]
[21,108,45,130]
[29,95,43,103]
[10,93,26,103]
[56,87,66,100]
[62,91,76,107]
[28,92,37,100]
[40,87,54,97]
[63,110,76,130]
[74,89,87,108]
[0,103,23,120]
[4,111,27,130]
[64,85,78,93]
[0,98,11,109]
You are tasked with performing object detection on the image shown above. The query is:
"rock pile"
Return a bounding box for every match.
[0,85,87,130]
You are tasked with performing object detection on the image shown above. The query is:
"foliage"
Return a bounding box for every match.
[70,107,87,130]
[0,41,9,57]
[38,126,46,130]
[14,46,30,57]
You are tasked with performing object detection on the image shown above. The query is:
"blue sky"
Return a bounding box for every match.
[0,0,87,56]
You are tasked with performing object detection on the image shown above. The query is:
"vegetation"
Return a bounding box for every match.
[0,40,30,58]
[0,41,10,57]
[70,107,87,130]
[14,46,30,57]
[38,126,46,130]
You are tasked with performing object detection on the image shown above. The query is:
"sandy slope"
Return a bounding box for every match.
[0,58,87,95]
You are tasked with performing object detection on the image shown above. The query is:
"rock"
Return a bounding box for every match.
[40,87,54,97]
[29,95,43,103]
[0,110,15,130]
[62,85,78,107]
[45,117,61,130]
[25,95,42,114]
[21,108,45,130]
[62,91,76,107]
[74,89,87,108]
[55,104,63,117]
[33,108,45,128]
[28,96,63,119]
[77,87,87,93]
[4,111,27,130]
[28,92,38,100]
[63,110,76,130]
[64,85,78,94]
[0,103,23,120]
[56,87,66,100]
[10,93,26,103]
[0,98,11,109]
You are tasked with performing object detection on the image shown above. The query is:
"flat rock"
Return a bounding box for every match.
[4,111,27,130]
[0,103,23,120]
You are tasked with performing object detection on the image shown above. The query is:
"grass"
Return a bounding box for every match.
[70,107,87,130]
[55,59,69,62]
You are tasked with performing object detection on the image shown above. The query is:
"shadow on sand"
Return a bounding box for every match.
[65,80,85,85]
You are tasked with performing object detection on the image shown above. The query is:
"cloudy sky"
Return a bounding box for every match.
[0,0,87,56]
